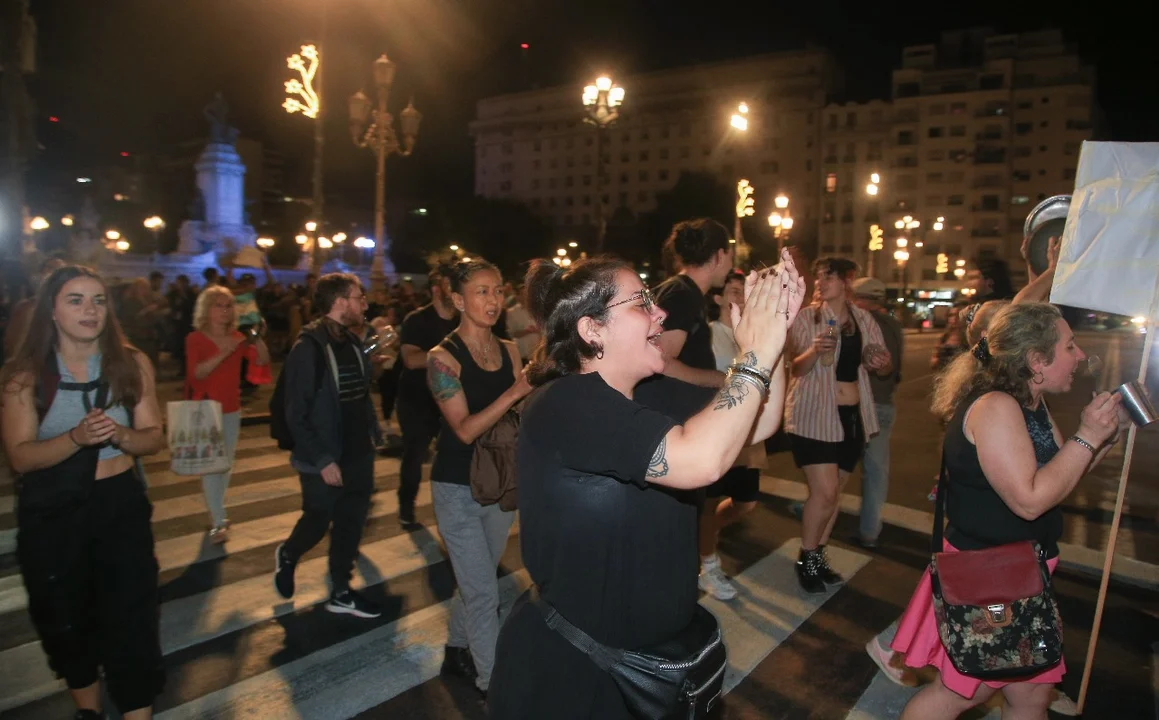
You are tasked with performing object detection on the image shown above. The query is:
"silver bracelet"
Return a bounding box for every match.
[1069,435,1096,454]
[727,368,768,397]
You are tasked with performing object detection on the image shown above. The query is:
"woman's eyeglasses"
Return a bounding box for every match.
[607,288,656,314]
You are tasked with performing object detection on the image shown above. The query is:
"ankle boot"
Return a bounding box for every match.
[816,545,846,586]
[796,547,827,594]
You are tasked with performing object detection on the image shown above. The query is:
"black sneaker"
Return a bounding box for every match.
[816,545,846,585]
[440,645,478,680]
[795,548,827,594]
[326,589,382,618]
[399,508,423,530]
[74,711,105,720]
[273,543,296,599]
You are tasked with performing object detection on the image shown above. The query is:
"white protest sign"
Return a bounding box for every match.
[1050,141,1159,319]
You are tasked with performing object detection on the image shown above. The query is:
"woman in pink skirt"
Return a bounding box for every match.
[892,303,1125,719]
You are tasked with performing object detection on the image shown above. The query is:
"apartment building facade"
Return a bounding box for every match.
[469,50,841,246]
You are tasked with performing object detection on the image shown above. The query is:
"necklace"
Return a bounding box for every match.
[462,334,495,366]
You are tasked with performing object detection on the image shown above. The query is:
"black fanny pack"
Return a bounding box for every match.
[531,587,727,719]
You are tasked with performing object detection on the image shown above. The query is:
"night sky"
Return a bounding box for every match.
[27,0,1159,209]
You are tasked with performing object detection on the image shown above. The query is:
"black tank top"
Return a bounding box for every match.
[834,321,862,382]
[944,391,1064,558]
[430,332,515,486]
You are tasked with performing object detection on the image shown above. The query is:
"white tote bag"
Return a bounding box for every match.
[167,399,232,476]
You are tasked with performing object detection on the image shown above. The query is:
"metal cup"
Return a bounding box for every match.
[1116,381,1158,427]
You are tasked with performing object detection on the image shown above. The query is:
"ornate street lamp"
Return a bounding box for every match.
[350,53,422,290]
[582,75,625,252]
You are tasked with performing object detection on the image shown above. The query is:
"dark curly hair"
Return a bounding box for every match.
[812,257,860,279]
[663,218,732,270]
[524,256,632,385]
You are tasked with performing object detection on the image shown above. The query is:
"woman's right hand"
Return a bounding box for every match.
[71,409,117,447]
[1077,391,1122,447]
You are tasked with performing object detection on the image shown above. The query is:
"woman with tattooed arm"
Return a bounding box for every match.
[487,249,805,719]
[425,258,530,699]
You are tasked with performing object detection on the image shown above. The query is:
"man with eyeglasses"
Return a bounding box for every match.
[274,273,384,619]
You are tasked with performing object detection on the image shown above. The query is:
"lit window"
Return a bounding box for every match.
[825,173,838,193]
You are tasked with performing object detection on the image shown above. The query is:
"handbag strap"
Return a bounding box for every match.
[931,450,948,554]
[529,586,623,671]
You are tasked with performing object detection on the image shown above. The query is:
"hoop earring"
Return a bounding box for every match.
[593,344,604,360]
[1032,370,1045,385]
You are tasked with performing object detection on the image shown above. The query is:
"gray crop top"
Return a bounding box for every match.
[37,352,133,461]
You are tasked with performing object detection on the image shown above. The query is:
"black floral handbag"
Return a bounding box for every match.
[929,459,1063,679]
[530,586,727,719]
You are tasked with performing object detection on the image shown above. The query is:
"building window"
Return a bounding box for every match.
[846,112,857,127]
[948,195,964,206]
[565,176,574,187]
[582,195,591,206]
[500,162,512,173]
[1012,170,1031,182]
[564,214,572,225]
[566,157,575,168]
[660,126,670,139]
[620,152,629,163]
[925,195,943,206]
[565,197,574,207]
[1017,100,1032,110]
[501,142,513,155]
[828,114,838,129]
[825,173,838,193]
[680,146,690,159]
[639,130,650,141]
[679,123,691,137]
[949,149,968,163]
[533,140,541,152]
[949,125,966,137]
[928,149,945,161]
[1040,120,1050,128]
[950,102,967,114]
[979,73,1004,90]
[1064,142,1080,155]
[1013,146,1032,158]
[659,169,670,181]
[548,198,556,208]
[638,191,649,202]
[532,160,541,170]
[565,138,574,149]
[659,148,669,160]
[927,172,944,183]
[639,170,649,182]
[619,172,628,183]
[499,181,511,192]
[760,161,779,174]
[807,112,814,124]
[897,130,916,146]
[1016,122,1032,135]
[619,192,628,205]
[531,179,540,190]
[548,178,557,189]
[582,175,592,186]
[981,195,1000,211]
[928,103,946,115]
[948,171,965,183]
[806,159,813,171]
[1012,195,1030,205]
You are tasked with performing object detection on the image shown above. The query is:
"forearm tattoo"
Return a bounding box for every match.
[427,356,463,402]
[713,371,752,411]
[647,437,670,478]
[737,350,772,378]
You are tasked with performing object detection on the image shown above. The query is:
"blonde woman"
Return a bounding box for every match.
[185,285,270,543]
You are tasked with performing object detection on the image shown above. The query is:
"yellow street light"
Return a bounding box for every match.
[871,173,880,184]
[896,237,908,248]
[866,183,879,196]
[557,248,567,256]
[353,236,374,249]
[933,216,946,232]
[894,249,910,262]
[304,221,318,232]
[317,236,333,249]
[143,216,165,231]
[781,217,794,230]
[295,234,309,245]
[105,230,121,241]
[61,215,74,227]
[30,216,49,231]
[954,267,967,279]
[449,244,460,251]
[767,212,783,228]
[114,240,130,252]
[562,257,572,267]
[774,194,789,210]
[914,241,924,248]
[568,241,578,248]
[955,258,967,267]
[332,232,347,243]
[894,219,905,230]
[257,237,276,249]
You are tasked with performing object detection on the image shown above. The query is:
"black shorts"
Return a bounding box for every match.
[705,466,760,503]
[789,405,865,473]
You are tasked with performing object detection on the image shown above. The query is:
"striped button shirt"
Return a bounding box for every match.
[784,303,885,442]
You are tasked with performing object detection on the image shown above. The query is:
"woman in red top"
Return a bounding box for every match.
[186,285,270,543]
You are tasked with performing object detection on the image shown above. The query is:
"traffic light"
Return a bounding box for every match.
[936,253,949,274]
[868,224,884,251]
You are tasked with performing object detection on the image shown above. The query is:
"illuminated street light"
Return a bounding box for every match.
[105,230,121,241]
[782,217,794,230]
[896,237,908,248]
[114,240,130,252]
[317,236,333,249]
[143,216,165,231]
[934,216,946,232]
[295,234,309,245]
[332,232,347,243]
[768,212,783,227]
[257,237,276,249]
[305,221,318,233]
[954,267,967,279]
[568,241,578,248]
[866,183,879,196]
[583,74,625,252]
[871,173,880,184]
[557,248,567,256]
[956,259,967,267]
[449,244,459,251]
[353,236,375,249]
[894,249,910,263]
[30,216,49,231]
[61,215,74,227]
[774,194,789,210]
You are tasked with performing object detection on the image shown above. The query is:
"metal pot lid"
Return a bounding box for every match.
[1024,194,1071,238]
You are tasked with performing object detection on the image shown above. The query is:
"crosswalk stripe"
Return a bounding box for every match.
[156,570,533,720]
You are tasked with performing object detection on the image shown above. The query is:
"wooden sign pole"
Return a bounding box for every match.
[1075,286,1159,714]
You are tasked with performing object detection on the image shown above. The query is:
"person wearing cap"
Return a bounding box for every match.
[850,277,903,549]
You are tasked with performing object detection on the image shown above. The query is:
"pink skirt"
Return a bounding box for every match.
[890,541,1065,699]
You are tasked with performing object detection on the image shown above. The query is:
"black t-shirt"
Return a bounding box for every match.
[397,303,458,401]
[517,372,715,648]
[652,274,715,371]
[333,339,374,458]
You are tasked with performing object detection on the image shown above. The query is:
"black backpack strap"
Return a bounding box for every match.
[529,586,623,671]
[931,451,948,554]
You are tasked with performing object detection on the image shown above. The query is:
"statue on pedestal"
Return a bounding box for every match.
[203,92,240,146]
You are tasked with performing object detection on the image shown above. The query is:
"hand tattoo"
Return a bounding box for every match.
[647,437,670,478]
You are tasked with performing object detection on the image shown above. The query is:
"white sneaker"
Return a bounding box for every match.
[1048,690,1079,716]
[865,637,907,686]
[698,564,738,601]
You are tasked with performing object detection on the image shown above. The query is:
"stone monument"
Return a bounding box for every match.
[176,93,257,257]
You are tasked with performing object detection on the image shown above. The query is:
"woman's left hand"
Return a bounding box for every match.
[863,343,890,371]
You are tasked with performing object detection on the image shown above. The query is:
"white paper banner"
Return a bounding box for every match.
[1050,141,1159,320]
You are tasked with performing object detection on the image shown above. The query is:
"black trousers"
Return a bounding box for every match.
[17,471,164,712]
[283,451,376,592]
[395,393,442,517]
